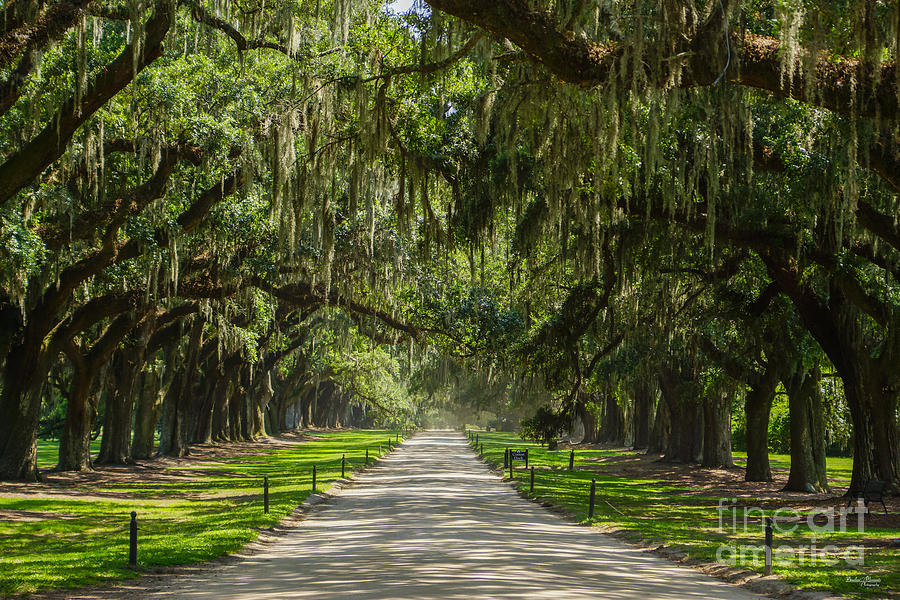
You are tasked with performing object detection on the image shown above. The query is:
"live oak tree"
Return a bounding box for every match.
[0,0,898,497]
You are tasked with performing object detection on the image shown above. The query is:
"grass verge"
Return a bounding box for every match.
[0,430,401,596]
[469,430,898,599]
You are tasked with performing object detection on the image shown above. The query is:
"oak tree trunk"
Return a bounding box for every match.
[783,367,829,492]
[701,387,733,468]
[632,380,654,450]
[57,365,97,472]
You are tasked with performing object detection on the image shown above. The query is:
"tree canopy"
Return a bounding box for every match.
[0,0,897,495]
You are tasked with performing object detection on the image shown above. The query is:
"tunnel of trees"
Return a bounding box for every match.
[0,0,897,496]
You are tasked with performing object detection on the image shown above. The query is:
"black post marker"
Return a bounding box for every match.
[129,511,137,566]
[475,433,479,446]
[504,448,509,468]
[480,443,484,457]
[365,448,369,465]
[588,479,596,518]
[312,465,317,491]
[530,466,535,492]
[764,516,773,575]
[569,449,574,470]
[509,455,514,480]
[264,476,269,514]
[525,448,529,468]
[341,454,346,478]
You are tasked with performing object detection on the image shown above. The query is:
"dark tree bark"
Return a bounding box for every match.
[227,369,247,441]
[598,390,624,445]
[0,46,38,116]
[696,335,778,479]
[211,377,233,442]
[97,330,148,464]
[658,363,704,463]
[56,352,98,472]
[762,248,900,493]
[131,344,178,460]
[575,391,599,444]
[782,366,829,492]
[701,386,734,468]
[58,312,143,471]
[631,379,655,450]
[0,0,94,70]
[159,319,203,457]
[192,375,221,444]
[744,368,778,481]
[0,340,51,480]
[647,391,669,454]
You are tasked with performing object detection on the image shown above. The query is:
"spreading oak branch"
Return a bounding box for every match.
[424,0,897,120]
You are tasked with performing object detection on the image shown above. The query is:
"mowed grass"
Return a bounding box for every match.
[0,430,401,596]
[470,431,898,599]
[35,438,102,469]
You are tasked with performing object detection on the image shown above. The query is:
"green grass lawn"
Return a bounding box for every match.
[469,431,898,599]
[0,430,401,596]
[35,438,102,469]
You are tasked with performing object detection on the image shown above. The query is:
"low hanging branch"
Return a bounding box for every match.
[0,3,173,207]
[188,1,296,56]
[256,279,422,340]
[18,164,242,370]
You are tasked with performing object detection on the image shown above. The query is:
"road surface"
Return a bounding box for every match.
[149,431,764,599]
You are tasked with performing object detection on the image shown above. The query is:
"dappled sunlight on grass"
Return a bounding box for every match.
[0,430,398,595]
[472,431,898,599]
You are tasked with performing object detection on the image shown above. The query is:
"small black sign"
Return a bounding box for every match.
[510,449,527,461]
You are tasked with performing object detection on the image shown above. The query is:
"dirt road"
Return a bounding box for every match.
[146,431,764,599]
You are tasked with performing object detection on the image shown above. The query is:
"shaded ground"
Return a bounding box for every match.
[0,432,315,504]
[574,447,900,531]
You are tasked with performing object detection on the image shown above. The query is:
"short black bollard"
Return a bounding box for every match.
[504,447,509,468]
[396,432,399,443]
[264,476,269,514]
[509,456,514,480]
[312,465,317,491]
[475,433,479,446]
[365,448,369,465]
[588,478,596,518]
[129,511,137,566]
[480,443,484,457]
[569,449,575,470]
[341,454,346,478]
[764,516,773,575]
[530,466,535,492]
[525,448,529,468]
